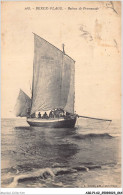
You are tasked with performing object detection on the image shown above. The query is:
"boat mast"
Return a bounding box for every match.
[60,44,65,111]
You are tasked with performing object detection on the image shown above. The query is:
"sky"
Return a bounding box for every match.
[1,1,121,119]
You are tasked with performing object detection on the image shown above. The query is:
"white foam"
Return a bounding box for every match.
[7,168,55,188]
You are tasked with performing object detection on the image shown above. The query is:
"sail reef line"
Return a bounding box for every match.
[31,34,75,114]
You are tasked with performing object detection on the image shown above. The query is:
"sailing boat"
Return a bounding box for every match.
[15,33,112,128]
[15,33,77,128]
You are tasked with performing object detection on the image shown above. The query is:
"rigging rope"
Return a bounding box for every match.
[77,115,112,130]
[77,115,112,122]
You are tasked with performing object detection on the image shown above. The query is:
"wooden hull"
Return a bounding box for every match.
[27,117,76,128]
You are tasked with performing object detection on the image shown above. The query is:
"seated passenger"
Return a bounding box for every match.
[38,112,41,118]
[66,112,70,116]
[49,110,53,118]
[43,112,48,119]
[54,109,59,118]
[31,113,35,118]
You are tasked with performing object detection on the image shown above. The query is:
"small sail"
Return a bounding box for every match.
[31,34,75,114]
[64,55,75,113]
[14,89,31,117]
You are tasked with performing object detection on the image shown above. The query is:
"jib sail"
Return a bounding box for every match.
[14,89,31,117]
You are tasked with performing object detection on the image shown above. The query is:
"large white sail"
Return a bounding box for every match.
[14,89,31,117]
[31,34,75,114]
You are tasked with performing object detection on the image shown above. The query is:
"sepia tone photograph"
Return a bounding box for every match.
[1,1,121,189]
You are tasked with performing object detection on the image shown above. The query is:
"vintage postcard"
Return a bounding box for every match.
[1,1,121,193]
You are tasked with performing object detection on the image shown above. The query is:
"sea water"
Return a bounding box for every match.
[1,118,121,188]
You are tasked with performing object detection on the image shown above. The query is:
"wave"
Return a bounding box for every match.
[7,164,103,187]
[14,126,31,130]
[7,168,55,187]
[2,167,19,175]
[73,133,113,139]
